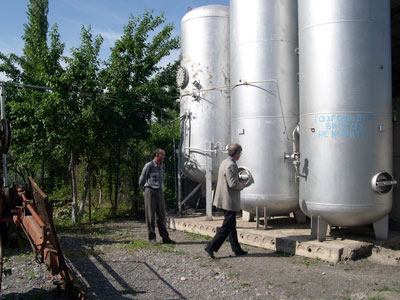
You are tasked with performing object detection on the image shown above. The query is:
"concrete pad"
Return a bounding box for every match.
[168,213,399,263]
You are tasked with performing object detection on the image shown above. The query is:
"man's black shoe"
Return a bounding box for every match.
[235,249,248,256]
[162,238,176,244]
[204,245,215,259]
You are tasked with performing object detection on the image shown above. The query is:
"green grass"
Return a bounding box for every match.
[192,255,201,260]
[298,257,320,267]
[121,238,161,253]
[374,286,400,293]
[228,272,239,279]
[240,281,250,287]
[184,231,212,240]
[368,296,387,300]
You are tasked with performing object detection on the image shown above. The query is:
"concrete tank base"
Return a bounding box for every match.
[168,211,400,264]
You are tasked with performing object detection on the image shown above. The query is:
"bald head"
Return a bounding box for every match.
[228,143,242,158]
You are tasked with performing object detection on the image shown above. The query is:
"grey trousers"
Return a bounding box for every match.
[144,187,169,241]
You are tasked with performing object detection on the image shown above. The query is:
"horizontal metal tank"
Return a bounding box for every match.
[298,0,394,239]
[178,5,230,183]
[230,0,300,216]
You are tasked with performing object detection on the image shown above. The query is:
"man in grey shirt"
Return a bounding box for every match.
[139,149,175,244]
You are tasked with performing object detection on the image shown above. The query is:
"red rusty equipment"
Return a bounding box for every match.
[0,177,87,299]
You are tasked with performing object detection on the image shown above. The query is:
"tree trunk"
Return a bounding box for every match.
[98,169,103,206]
[88,172,92,224]
[109,149,113,208]
[78,156,91,221]
[133,151,140,213]
[114,144,121,218]
[70,149,78,224]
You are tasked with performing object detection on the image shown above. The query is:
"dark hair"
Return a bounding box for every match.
[228,143,242,157]
[153,148,165,158]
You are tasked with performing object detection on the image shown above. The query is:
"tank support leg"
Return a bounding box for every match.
[242,210,255,222]
[311,216,328,242]
[256,207,259,229]
[264,207,268,229]
[205,142,213,221]
[373,215,389,240]
[294,209,307,224]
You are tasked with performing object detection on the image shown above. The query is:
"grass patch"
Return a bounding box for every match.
[184,231,212,241]
[240,281,250,287]
[193,255,201,260]
[228,272,239,279]
[368,296,387,300]
[374,286,400,293]
[199,263,208,267]
[298,257,320,267]
[121,238,160,253]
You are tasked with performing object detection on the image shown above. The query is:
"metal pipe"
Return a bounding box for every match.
[181,183,202,206]
[26,203,46,228]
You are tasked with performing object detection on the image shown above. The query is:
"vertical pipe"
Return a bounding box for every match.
[205,141,213,220]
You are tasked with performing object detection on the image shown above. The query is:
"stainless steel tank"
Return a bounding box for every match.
[178,5,230,183]
[230,0,300,216]
[391,98,400,229]
[298,0,394,237]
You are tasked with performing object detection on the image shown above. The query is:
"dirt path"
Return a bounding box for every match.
[2,219,400,300]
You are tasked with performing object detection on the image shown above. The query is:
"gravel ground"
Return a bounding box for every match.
[1,219,400,300]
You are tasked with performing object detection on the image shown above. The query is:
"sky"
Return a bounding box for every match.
[0,0,229,80]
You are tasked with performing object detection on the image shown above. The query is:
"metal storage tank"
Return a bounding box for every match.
[298,0,394,240]
[391,98,400,229]
[230,0,300,217]
[178,5,230,184]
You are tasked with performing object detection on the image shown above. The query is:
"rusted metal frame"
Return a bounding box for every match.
[28,177,87,299]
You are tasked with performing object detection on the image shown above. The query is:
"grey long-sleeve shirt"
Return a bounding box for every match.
[139,160,165,190]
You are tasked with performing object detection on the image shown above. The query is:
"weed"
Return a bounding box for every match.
[28,269,36,279]
[291,280,297,284]
[344,266,351,271]
[228,272,239,279]
[199,263,208,267]
[193,255,201,260]
[240,281,250,287]
[298,257,319,267]
[174,250,186,256]
[3,268,12,277]
[342,297,351,300]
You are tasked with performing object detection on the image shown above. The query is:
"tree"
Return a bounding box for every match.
[0,0,65,190]
[103,10,179,216]
[60,26,104,223]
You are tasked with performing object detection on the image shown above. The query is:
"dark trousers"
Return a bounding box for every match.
[207,210,241,253]
[144,187,169,240]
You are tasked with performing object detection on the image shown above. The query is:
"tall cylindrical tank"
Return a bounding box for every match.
[178,5,230,183]
[230,0,299,215]
[298,0,393,228]
[391,99,400,229]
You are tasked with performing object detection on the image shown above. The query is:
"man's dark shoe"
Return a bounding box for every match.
[204,245,215,259]
[162,238,176,244]
[234,249,248,256]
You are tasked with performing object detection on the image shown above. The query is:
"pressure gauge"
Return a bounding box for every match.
[176,66,189,89]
